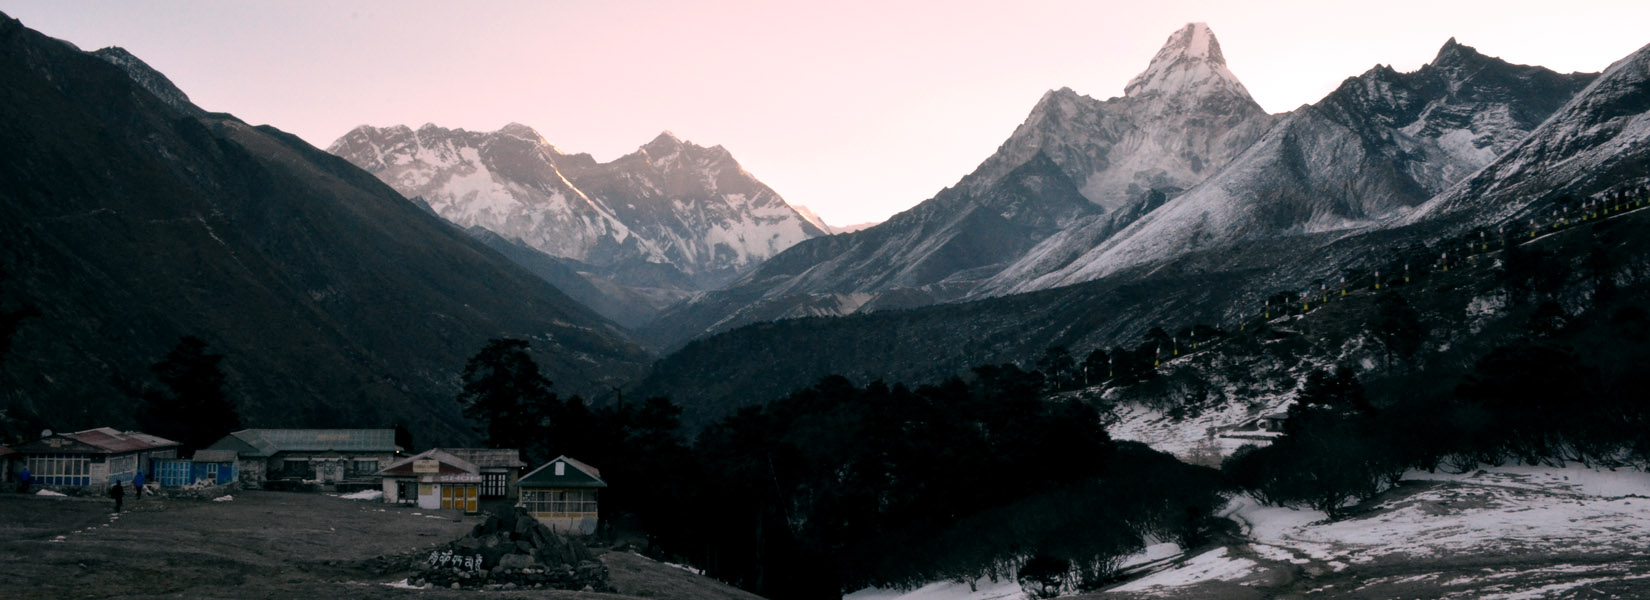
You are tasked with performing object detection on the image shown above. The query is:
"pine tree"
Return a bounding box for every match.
[1035,346,1077,391]
[136,336,241,452]
[457,338,559,455]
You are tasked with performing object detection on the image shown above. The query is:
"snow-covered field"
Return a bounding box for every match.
[846,578,1024,600]
[1230,465,1650,570]
[851,464,1650,599]
[1110,547,1254,593]
[1115,464,1650,598]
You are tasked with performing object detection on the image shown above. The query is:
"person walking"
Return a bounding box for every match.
[132,471,146,499]
[110,478,125,513]
[17,466,29,494]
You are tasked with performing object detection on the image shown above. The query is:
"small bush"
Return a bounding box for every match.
[1018,555,1070,599]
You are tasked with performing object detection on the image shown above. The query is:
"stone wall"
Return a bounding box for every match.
[409,507,609,592]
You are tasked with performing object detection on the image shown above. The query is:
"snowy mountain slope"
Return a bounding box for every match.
[968,23,1274,213]
[1413,40,1650,226]
[328,124,825,293]
[641,151,1098,348]
[559,131,828,288]
[790,204,834,234]
[984,39,1596,295]
[644,23,1274,348]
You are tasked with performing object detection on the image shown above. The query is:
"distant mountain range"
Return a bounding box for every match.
[0,11,650,444]
[640,24,1603,351]
[631,28,1650,423]
[328,123,827,328]
[8,7,1649,439]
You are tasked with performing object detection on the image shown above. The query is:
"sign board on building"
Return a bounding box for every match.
[413,459,440,474]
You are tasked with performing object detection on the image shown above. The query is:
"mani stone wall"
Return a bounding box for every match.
[411,507,610,591]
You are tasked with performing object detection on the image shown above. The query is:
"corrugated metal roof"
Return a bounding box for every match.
[378,449,479,477]
[208,429,400,457]
[519,456,607,489]
[437,448,525,469]
[191,449,239,463]
[14,428,179,455]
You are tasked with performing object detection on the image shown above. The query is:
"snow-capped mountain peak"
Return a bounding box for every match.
[1125,22,1253,101]
[497,122,551,145]
[1429,37,1487,69]
[329,123,826,292]
[643,130,683,152]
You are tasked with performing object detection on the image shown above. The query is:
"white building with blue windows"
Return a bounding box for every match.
[13,428,180,490]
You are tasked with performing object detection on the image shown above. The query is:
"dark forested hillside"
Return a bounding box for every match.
[0,13,650,444]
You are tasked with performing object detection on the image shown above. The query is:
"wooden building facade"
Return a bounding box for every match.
[518,456,606,535]
[436,448,525,500]
[376,449,481,513]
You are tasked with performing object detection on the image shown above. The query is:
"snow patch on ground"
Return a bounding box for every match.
[339,490,384,501]
[211,495,234,502]
[845,576,1022,600]
[383,578,426,589]
[1112,547,1256,593]
[1229,465,1650,567]
[1118,542,1183,571]
[35,489,67,497]
[1105,397,1289,461]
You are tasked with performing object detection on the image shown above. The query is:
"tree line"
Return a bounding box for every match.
[456,341,1227,599]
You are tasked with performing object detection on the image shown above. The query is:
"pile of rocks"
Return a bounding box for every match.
[409,507,609,591]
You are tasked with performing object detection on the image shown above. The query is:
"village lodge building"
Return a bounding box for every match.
[519,456,606,535]
[205,429,400,490]
[12,428,180,489]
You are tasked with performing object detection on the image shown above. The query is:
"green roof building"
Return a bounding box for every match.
[206,429,401,490]
[518,456,606,535]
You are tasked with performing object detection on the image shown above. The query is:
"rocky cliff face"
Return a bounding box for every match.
[1413,40,1650,225]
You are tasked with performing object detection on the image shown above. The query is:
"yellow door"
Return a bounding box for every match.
[465,485,478,513]
[440,485,454,509]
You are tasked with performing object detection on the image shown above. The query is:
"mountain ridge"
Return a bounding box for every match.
[641,23,1278,349]
[329,123,827,297]
[0,11,650,444]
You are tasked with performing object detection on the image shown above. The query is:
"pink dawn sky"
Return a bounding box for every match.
[4,0,1648,226]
